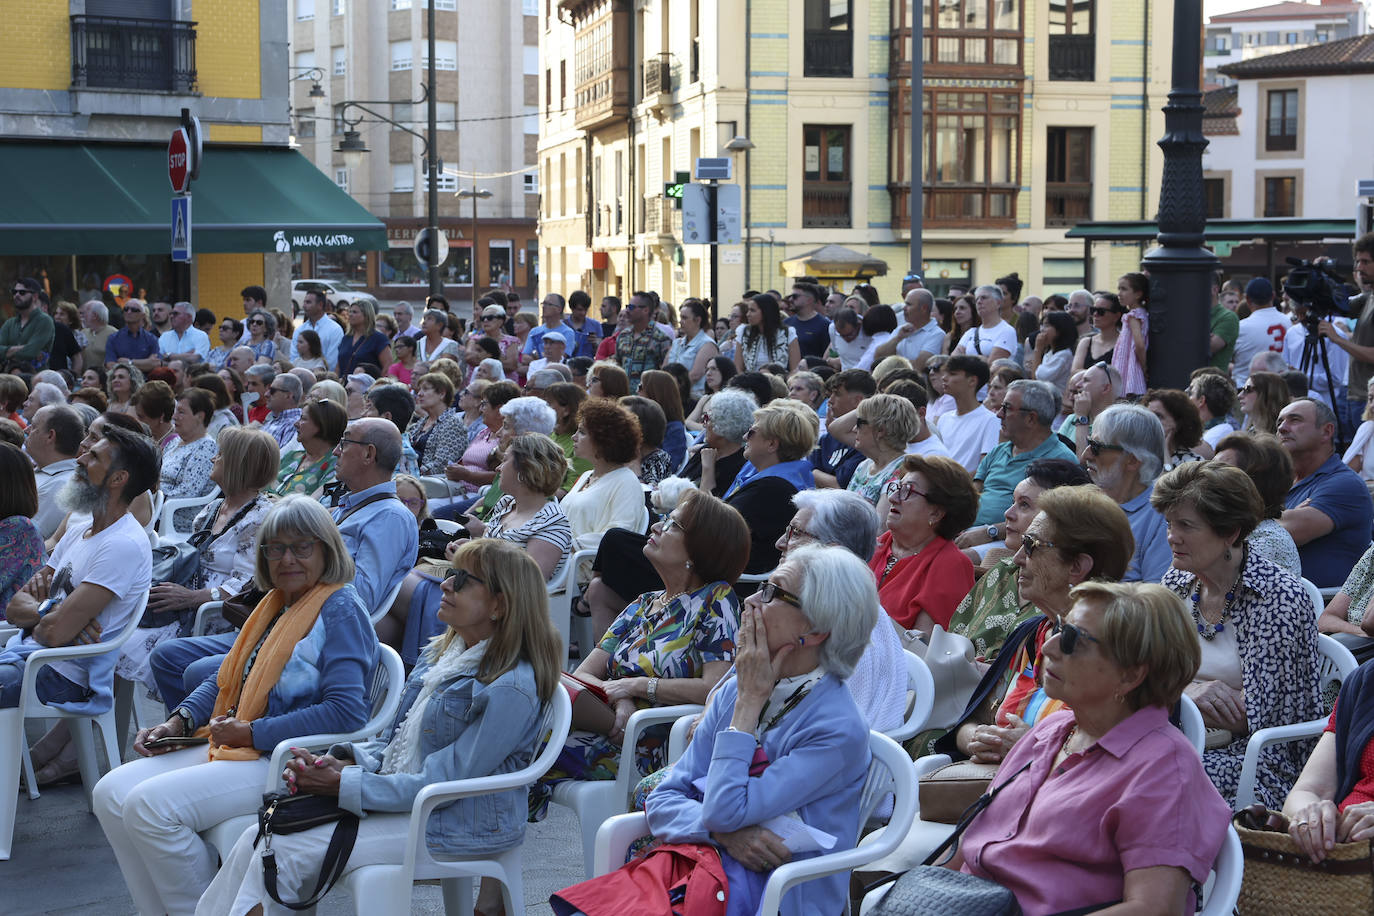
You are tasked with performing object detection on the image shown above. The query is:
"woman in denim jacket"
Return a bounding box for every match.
[198,538,563,916]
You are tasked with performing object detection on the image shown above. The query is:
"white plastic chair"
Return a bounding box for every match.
[0,588,149,860]
[336,684,573,915]
[596,731,918,916]
[1300,577,1326,619]
[199,644,408,861]
[191,599,226,637]
[1233,633,1357,810]
[418,475,458,501]
[544,548,577,667]
[144,490,165,537]
[369,577,406,626]
[154,492,219,544]
[553,702,703,879]
[885,651,936,743]
[1179,693,1206,756]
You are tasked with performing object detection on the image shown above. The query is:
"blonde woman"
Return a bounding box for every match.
[338,300,393,375]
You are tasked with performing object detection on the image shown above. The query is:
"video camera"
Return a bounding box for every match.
[1283,257,1351,319]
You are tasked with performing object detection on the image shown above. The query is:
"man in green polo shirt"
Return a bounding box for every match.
[1209,270,1239,373]
[962,379,1079,540]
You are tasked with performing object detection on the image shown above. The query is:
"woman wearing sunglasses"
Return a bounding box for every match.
[207,318,243,371]
[1070,292,1124,375]
[1238,370,1290,435]
[932,485,1133,767]
[890,582,1231,915]
[198,538,562,916]
[94,496,380,916]
[530,491,749,821]
[552,544,879,916]
[243,309,278,365]
[1154,461,1320,808]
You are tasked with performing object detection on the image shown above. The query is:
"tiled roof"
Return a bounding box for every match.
[1203,85,1240,117]
[1219,33,1374,77]
[1210,2,1362,23]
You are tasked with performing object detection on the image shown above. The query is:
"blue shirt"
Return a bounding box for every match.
[785,312,833,360]
[1286,453,1374,588]
[810,432,866,490]
[104,327,159,363]
[724,458,816,500]
[1121,481,1171,584]
[973,432,1078,526]
[332,481,420,611]
[522,322,577,357]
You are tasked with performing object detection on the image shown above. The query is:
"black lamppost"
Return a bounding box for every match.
[1141,0,1218,389]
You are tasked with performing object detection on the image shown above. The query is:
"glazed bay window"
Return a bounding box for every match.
[923,90,1020,227]
[803,125,851,228]
[924,0,1022,70]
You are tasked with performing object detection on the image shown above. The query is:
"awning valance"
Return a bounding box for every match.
[0,140,387,255]
[1064,218,1355,243]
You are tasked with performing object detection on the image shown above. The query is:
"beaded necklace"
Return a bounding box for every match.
[1190,548,1246,641]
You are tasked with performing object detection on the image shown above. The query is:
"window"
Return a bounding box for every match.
[332,47,346,76]
[802,125,851,228]
[524,173,539,194]
[295,50,315,71]
[332,0,344,15]
[298,108,316,138]
[1048,0,1094,81]
[1045,127,1091,227]
[390,41,411,71]
[1043,258,1085,291]
[334,168,348,193]
[390,101,456,130]
[803,0,852,77]
[922,89,1021,226]
[422,40,458,70]
[297,0,315,20]
[423,172,458,192]
[434,0,457,9]
[524,0,539,14]
[1263,176,1296,217]
[523,46,539,76]
[1266,88,1298,151]
[923,0,1022,69]
[392,164,415,192]
[1203,177,1226,219]
[390,0,411,9]
[1286,32,1298,44]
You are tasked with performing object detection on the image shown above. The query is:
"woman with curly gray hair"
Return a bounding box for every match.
[680,387,755,497]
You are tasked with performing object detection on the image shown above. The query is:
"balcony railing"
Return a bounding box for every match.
[804,30,852,77]
[71,15,197,92]
[1048,34,1094,81]
[889,184,1018,230]
[644,52,671,95]
[803,184,852,228]
[1045,183,1092,227]
[642,196,676,237]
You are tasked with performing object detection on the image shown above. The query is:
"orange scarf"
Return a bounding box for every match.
[195,582,344,761]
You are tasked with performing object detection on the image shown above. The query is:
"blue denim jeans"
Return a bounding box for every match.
[0,661,92,708]
[148,633,234,713]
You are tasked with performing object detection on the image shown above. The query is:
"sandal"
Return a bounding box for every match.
[572,595,592,618]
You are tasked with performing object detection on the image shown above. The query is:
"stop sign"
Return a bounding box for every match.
[169,128,191,193]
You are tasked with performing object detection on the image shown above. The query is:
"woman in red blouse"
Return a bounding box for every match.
[869,454,979,634]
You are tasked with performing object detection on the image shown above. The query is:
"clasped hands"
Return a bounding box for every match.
[1289,799,1374,863]
[282,747,347,796]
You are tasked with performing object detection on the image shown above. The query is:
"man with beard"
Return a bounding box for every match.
[1081,403,1171,583]
[0,277,55,373]
[0,425,156,710]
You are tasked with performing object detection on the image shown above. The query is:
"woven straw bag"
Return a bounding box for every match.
[1233,807,1374,915]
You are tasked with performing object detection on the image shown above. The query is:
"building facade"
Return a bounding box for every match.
[538,0,1175,310]
[287,0,540,309]
[1205,1,1366,87]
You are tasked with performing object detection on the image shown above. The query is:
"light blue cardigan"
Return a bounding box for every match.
[646,673,871,916]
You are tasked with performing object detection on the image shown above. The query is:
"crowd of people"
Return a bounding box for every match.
[5,238,1374,914]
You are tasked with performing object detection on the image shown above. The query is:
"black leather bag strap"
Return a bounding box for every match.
[261,814,360,911]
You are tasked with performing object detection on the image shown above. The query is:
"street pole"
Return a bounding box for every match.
[470,187,479,293]
[1141,0,1217,389]
[426,0,441,298]
[708,179,719,319]
[909,0,923,276]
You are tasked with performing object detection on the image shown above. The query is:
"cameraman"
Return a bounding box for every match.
[1317,234,1374,440]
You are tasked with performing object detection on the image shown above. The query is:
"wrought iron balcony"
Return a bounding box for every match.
[804,30,852,78]
[803,184,852,228]
[644,52,672,96]
[1048,34,1094,81]
[70,15,197,93]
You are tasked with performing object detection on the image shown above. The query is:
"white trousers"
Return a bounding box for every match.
[92,748,270,916]
[196,812,413,916]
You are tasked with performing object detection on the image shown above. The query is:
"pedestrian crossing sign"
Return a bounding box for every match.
[172,194,192,262]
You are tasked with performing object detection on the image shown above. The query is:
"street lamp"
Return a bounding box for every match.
[456,187,492,294]
[288,66,326,99]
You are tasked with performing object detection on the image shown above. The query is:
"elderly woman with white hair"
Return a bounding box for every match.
[22,380,67,422]
[1082,403,1172,583]
[682,386,756,497]
[475,357,505,383]
[552,544,879,916]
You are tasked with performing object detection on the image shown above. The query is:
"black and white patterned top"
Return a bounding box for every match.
[484,496,572,580]
[160,435,219,532]
[409,410,469,477]
[1163,548,1322,808]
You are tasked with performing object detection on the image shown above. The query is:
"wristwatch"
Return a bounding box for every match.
[1072,414,1091,427]
[171,706,195,735]
[985,525,1001,541]
[209,586,222,602]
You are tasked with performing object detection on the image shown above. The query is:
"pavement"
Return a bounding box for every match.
[0,694,586,915]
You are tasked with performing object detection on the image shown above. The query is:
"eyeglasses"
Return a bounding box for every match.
[261,540,317,560]
[785,522,818,543]
[1049,616,1101,655]
[885,480,930,503]
[1090,306,1121,317]
[757,581,802,608]
[1240,384,1256,394]
[995,403,1036,417]
[12,289,30,297]
[443,568,488,591]
[123,306,143,313]
[399,496,424,509]
[655,516,684,535]
[1019,532,1058,558]
[337,436,372,449]
[854,417,870,429]
[268,386,291,395]
[1084,437,1125,457]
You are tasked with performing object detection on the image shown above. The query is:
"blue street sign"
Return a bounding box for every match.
[172,194,192,262]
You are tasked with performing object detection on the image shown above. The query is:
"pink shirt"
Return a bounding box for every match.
[960,707,1230,915]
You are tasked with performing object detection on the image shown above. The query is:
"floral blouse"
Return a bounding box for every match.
[847,454,906,506]
[599,580,741,680]
[275,448,338,498]
[639,448,674,487]
[189,496,271,598]
[1339,544,1374,625]
[0,515,44,618]
[160,435,219,532]
[409,410,470,478]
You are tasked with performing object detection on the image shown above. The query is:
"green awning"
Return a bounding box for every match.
[0,140,386,255]
[1065,218,1356,242]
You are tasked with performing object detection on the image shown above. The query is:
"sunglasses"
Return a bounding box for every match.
[1084,437,1125,457]
[12,289,30,296]
[261,540,317,560]
[1050,616,1100,655]
[885,480,929,503]
[758,581,802,608]
[1240,384,1256,394]
[854,417,870,429]
[1020,532,1057,558]
[443,568,489,591]
[1090,306,1122,317]
[249,318,265,325]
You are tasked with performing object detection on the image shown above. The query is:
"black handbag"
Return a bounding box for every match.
[254,789,360,911]
[143,541,203,629]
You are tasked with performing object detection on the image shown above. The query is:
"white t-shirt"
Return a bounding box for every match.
[934,406,1002,473]
[1232,307,1291,387]
[1285,321,1349,401]
[1344,419,1374,483]
[28,512,152,689]
[828,325,872,370]
[956,322,1018,360]
[1201,421,1235,451]
[856,331,896,371]
[905,434,953,458]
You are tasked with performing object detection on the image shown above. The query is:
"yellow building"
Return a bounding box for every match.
[538,0,1173,307]
[0,0,382,316]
